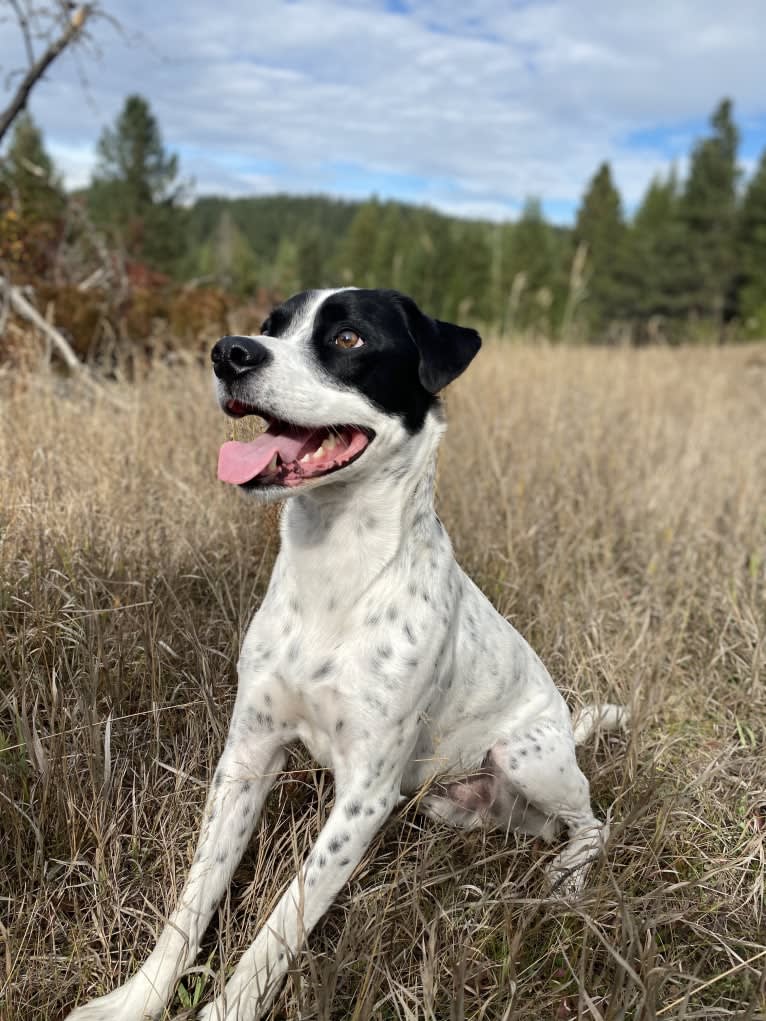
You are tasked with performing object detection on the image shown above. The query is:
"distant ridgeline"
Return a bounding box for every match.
[3,96,766,345]
[145,150,766,344]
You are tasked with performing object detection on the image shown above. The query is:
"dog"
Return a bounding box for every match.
[67,287,626,1021]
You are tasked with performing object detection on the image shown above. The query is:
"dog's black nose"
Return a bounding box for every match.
[211,336,271,382]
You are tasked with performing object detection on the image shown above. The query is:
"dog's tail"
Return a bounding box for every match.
[573,703,630,745]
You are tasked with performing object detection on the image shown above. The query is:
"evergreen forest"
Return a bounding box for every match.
[3,93,766,346]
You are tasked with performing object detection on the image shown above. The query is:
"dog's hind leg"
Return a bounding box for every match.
[420,760,558,839]
[490,722,608,897]
[65,733,286,1021]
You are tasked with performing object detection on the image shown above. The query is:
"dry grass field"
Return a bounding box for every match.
[1,342,765,1020]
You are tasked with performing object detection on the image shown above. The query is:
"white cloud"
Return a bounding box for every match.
[47,141,94,191]
[1,0,764,222]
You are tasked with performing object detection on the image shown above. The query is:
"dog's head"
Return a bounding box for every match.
[211,287,481,500]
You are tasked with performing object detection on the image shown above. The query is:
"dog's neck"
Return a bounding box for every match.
[277,409,444,599]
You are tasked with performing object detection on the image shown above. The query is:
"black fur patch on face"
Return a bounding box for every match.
[312,289,435,432]
[265,288,481,433]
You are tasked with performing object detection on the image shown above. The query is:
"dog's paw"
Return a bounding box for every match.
[198,997,263,1021]
[614,704,631,733]
[197,999,230,1021]
[545,819,609,900]
[197,980,271,1021]
[545,858,593,900]
[65,978,160,1021]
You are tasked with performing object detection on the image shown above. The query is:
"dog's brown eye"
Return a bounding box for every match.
[334,329,364,350]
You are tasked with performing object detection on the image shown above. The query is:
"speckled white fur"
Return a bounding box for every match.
[66,289,627,1021]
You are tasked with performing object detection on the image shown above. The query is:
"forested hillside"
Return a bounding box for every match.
[3,94,766,349]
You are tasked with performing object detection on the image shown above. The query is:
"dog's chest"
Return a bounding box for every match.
[239,501,474,770]
[244,566,447,760]
[241,591,363,759]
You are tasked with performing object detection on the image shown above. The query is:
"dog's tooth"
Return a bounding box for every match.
[300,453,311,463]
[266,453,278,473]
[325,434,338,451]
[312,444,326,461]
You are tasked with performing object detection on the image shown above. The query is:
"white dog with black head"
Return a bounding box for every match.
[68,287,625,1021]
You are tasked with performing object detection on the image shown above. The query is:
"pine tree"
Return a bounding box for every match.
[336,198,383,286]
[371,202,404,289]
[1,112,64,221]
[445,220,491,322]
[680,98,740,326]
[737,150,766,333]
[502,198,560,332]
[626,169,689,323]
[89,95,184,271]
[295,229,323,290]
[270,236,300,296]
[92,95,179,209]
[193,210,258,294]
[407,208,455,315]
[573,162,628,330]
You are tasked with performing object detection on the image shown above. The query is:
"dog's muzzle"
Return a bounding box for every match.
[211,336,271,384]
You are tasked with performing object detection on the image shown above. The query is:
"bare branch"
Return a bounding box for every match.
[0,3,92,145]
[8,0,35,68]
[0,273,81,370]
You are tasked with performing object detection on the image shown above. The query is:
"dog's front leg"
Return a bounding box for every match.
[199,756,402,1021]
[66,733,285,1021]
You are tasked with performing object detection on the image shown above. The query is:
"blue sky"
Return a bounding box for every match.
[2,0,765,224]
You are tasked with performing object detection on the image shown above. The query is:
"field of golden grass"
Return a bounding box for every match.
[1,342,765,1020]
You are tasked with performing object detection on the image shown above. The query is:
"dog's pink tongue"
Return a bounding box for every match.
[218,426,318,485]
[218,439,276,485]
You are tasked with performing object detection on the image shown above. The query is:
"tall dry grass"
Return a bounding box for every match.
[0,342,764,1020]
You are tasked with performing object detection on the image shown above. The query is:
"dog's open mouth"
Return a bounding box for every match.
[217,400,373,488]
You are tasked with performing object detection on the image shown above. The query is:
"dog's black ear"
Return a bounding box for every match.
[395,294,482,394]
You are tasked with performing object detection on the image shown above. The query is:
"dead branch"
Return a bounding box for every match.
[0,274,130,410]
[8,0,35,69]
[0,273,81,370]
[77,266,107,291]
[0,4,93,144]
